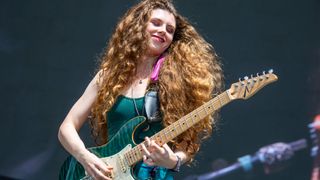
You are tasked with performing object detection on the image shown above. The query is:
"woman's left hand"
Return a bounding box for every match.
[141,137,178,169]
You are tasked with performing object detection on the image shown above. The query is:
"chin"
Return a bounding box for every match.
[148,46,166,57]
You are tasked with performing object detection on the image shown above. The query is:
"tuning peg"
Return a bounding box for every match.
[251,74,257,82]
[262,71,266,75]
[259,75,264,81]
[268,69,274,74]
[244,76,249,80]
[239,78,245,85]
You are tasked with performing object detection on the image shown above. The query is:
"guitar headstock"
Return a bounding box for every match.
[227,69,278,100]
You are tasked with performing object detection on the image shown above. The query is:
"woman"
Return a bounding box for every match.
[58,0,223,179]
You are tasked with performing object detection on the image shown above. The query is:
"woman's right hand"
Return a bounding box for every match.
[78,150,113,180]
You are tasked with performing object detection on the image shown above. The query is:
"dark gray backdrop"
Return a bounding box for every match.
[1,0,319,179]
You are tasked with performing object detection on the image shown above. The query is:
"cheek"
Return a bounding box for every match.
[166,35,174,46]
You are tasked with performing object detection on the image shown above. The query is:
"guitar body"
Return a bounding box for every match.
[59,116,147,180]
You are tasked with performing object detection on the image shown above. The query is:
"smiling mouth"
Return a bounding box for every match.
[152,35,165,43]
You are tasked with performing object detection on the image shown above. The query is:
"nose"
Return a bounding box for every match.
[157,25,166,35]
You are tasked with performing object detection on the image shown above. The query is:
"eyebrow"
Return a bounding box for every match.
[151,18,176,29]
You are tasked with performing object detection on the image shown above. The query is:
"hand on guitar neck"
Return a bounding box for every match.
[140,137,179,169]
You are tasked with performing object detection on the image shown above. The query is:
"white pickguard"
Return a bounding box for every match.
[81,144,134,180]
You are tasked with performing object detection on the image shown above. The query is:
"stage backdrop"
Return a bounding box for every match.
[0,0,319,179]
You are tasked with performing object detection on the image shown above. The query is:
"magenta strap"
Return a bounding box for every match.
[150,55,165,82]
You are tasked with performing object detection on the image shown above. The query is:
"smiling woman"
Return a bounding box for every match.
[58,0,223,179]
[146,9,176,56]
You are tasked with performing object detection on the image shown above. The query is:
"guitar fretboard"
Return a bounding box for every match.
[123,91,231,166]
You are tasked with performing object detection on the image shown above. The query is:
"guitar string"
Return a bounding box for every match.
[128,90,228,162]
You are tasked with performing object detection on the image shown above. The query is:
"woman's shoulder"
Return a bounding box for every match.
[93,69,108,88]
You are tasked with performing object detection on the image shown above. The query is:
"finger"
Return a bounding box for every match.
[145,137,151,148]
[141,143,151,157]
[151,141,165,154]
[94,162,114,179]
[93,168,110,180]
[143,155,147,161]
[162,143,173,153]
[85,168,95,179]
[144,156,156,166]
[106,166,114,171]
[95,161,110,175]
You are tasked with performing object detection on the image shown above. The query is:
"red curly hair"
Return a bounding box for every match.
[90,0,223,162]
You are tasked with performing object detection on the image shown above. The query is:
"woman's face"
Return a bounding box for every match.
[146,9,176,56]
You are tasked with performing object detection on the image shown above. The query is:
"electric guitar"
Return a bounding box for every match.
[59,70,278,180]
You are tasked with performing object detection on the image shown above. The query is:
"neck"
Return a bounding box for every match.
[135,55,158,78]
[140,55,158,68]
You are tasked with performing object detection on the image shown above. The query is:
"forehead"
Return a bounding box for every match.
[150,9,176,27]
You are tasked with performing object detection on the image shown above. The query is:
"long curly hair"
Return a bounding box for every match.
[91,0,223,162]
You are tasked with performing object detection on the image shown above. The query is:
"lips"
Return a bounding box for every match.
[152,35,165,43]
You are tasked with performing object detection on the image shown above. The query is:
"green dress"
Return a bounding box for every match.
[107,95,174,180]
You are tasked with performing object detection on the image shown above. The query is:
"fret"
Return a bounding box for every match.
[173,122,179,135]
[184,116,191,128]
[203,103,209,116]
[136,146,142,161]
[164,127,173,140]
[196,107,205,120]
[180,118,187,131]
[189,113,196,126]
[223,92,230,104]
[155,133,163,145]
[191,111,198,124]
[219,93,225,105]
[132,149,138,164]
[171,123,178,137]
[169,126,175,139]
[127,153,133,166]
[215,98,222,109]
[217,92,228,108]
[126,154,131,165]
[170,124,175,137]
[211,99,218,111]
[186,114,193,127]
[159,132,167,144]
[124,153,130,165]
[217,94,224,106]
[138,145,143,160]
[126,151,133,165]
[162,130,170,143]
[175,123,181,136]
[198,108,206,119]
[177,120,184,134]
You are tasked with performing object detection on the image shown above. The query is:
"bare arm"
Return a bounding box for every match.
[58,72,111,179]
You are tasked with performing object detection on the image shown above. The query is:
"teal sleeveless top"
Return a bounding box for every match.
[106,95,174,180]
[107,95,145,140]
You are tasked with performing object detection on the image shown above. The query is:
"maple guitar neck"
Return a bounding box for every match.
[125,70,278,166]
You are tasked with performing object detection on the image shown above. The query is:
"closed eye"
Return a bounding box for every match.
[166,25,175,34]
[151,19,161,26]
